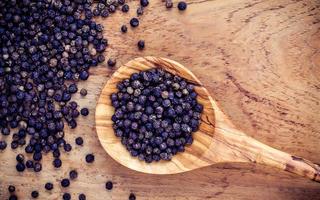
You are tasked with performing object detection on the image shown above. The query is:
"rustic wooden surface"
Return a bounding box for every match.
[1,0,320,199]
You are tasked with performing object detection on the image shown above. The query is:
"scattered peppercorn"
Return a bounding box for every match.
[80,89,88,97]
[129,193,136,200]
[9,194,18,200]
[69,170,78,180]
[130,18,140,27]
[80,108,89,116]
[61,178,70,188]
[79,194,86,200]
[165,0,173,8]
[8,185,15,193]
[105,181,113,190]
[16,154,24,163]
[63,193,71,200]
[137,7,144,15]
[121,25,128,33]
[85,154,95,163]
[75,137,84,146]
[122,4,129,12]
[31,191,39,198]
[140,0,149,7]
[111,68,202,163]
[45,182,53,191]
[108,58,117,67]
[16,162,26,172]
[53,158,62,168]
[137,40,145,50]
[178,1,187,10]
[0,141,7,150]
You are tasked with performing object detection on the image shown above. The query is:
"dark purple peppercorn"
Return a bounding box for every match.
[0,141,7,150]
[8,185,15,193]
[53,158,62,168]
[79,194,86,200]
[45,182,53,191]
[137,7,144,15]
[64,143,72,152]
[34,162,42,172]
[108,58,117,67]
[141,0,149,7]
[26,160,34,168]
[165,0,173,8]
[16,154,25,163]
[118,0,126,5]
[63,193,71,200]
[9,195,18,200]
[69,170,78,180]
[16,162,25,172]
[178,1,187,10]
[85,154,95,163]
[137,40,145,50]
[105,181,113,190]
[121,25,128,33]
[61,178,70,188]
[31,191,39,198]
[122,4,129,12]
[129,193,136,200]
[75,137,84,146]
[130,18,139,27]
[80,108,89,116]
[80,88,88,96]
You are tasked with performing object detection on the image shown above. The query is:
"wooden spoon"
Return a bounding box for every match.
[95,56,320,181]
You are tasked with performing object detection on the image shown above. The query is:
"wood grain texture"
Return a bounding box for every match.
[1,0,320,199]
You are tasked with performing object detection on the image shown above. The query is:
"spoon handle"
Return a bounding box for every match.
[212,126,320,182]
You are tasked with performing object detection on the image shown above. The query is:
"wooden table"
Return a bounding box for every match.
[1,0,320,199]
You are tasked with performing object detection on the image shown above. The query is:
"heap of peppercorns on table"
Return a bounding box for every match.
[0,0,188,199]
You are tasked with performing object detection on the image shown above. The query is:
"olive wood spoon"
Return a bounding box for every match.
[95,56,320,182]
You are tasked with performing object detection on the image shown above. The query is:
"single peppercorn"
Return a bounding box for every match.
[137,40,145,50]
[165,0,173,8]
[129,193,136,200]
[85,154,95,163]
[61,178,70,188]
[80,108,89,116]
[0,141,7,150]
[79,194,86,200]
[122,4,129,12]
[63,193,71,200]
[140,0,149,7]
[137,7,144,15]
[53,158,62,168]
[178,1,187,10]
[16,162,25,172]
[75,137,84,146]
[16,154,25,163]
[45,182,53,191]
[34,162,42,172]
[80,88,88,96]
[31,190,39,198]
[9,194,18,200]
[107,58,117,67]
[69,170,78,180]
[105,181,113,190]
[121,25,128,33]
[130,18,139,27]
[8,185,15,193]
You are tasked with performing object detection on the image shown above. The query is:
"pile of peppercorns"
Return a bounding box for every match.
[111,68,202,163]
[1,0,188,199]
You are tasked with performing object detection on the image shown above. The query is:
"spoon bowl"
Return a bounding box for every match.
[96,57,320,181]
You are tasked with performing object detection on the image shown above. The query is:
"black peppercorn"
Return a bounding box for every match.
[16,162,25,172]
[80,108,89,116]
[130,18,139,27]
[26,160,34,168]
[31,190,39,198]
[165,0,173,8]
[129,193,136,200]
[122,4,129,12]
[140,0,149,7]
[79,194,86,200]
[121,25,128,33]
[137,7,144,15]
[85,153,95,163]
[0,141,7,150]
[137,40,145,50]
[16,154,25,163]
[8,185,15,193]
[34,162,42,172]
[45,182,53,191]
[69,170,78,180]
[63,193,71,200]
[9,195,18,200]
[107,58,116,67]
[61,178,70,188]
[53,158,62,168]
[105,181,113,190]
[75,137,84,145]
[80,88,88,96]
[178,1,187,10]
